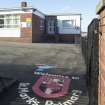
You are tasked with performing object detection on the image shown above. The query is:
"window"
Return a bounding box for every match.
[48,20,54,26]
[0,14,20,28]
[0,15,4,28]
[40,20,44,30]
[50,28,52,31]
[62,20,74,28]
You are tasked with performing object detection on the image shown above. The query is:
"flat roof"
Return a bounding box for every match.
[0,7,81,17]
[0,7,35,11]
[47,13,81,16]
[0,7,46,16]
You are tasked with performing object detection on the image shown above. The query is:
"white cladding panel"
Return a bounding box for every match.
[0,10,33,15]
[57,15,81,34]
[0,28,20,37]
[0,9,45,19]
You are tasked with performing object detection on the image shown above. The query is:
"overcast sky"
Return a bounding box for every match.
[0,0,99,32]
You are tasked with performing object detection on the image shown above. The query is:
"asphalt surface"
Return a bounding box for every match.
[0,42,88,105]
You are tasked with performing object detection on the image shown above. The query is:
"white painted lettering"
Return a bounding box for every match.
[45,101,54,105]
[26,98,39,105]
[19,87,29,93]
[71,96,79,101]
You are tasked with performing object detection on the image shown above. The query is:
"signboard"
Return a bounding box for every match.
[32,75,70,99]
[21,22,27,28]
[0,65,88,105]
[21,18,32,28]
[26,18,32,23]
[17,74,83,105]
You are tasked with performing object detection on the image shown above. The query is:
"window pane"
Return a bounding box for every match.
[6,15,12,25]
[0,15,4,19]
[40,20,44,30]
[0,19,4,28]
[0,15,4,28]
[62,20,74,28]
[0,14,20,28]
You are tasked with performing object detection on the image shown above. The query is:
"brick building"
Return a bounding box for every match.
[45,14,81,43]
[0,2,81,43]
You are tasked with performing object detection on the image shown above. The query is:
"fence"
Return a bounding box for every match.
[81,18,99,105]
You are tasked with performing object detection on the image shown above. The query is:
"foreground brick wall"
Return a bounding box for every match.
[86,4,105,105]
[98,8,105,105]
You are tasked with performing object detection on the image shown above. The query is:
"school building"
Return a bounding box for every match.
[0,2,81,43]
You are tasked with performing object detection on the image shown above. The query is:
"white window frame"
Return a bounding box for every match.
[0,14,20,28]
[62,20,74,29]
[40,20,44,30]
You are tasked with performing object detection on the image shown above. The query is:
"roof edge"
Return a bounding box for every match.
[46,13,81,16]
[0,7,35,11]
[96,0,105,14]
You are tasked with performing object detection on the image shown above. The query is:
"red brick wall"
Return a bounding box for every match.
[32,14,45,43]
[60,35,75,43]
[20,13,32,38]
[20,13,45,43]
[75,35,81,44]
[45,34,80,43]
[59,34,80,43]
[99,9,105,105]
